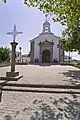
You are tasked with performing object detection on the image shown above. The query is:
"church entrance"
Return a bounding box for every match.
[42,50,51,63]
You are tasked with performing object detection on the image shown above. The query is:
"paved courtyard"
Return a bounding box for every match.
[0,65,80,120]
[0,65,80,85]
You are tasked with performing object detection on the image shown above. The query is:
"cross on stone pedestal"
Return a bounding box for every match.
[1,25,23,81]
[7,25,23,74]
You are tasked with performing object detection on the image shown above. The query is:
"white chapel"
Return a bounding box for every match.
[30,20,64,64]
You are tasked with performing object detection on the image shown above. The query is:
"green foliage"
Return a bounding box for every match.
[0,47,10,63]
[60,38,73,52]
[2,0,6,3]
[25,0,80,26]
[72,63,80,69]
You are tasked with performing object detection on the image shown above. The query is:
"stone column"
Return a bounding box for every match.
[6,41,19,78]
[0,85,2,102]
[19,47,22,63]
[10,41,18,72]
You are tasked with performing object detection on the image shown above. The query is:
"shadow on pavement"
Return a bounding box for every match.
[30,95,80,120]
[3,94,80,120]
[60,70,80,85]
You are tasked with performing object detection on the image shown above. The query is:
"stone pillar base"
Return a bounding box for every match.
[6,71,19,77]
[0,71,23,81]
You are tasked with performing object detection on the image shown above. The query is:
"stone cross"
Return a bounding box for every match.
[7,25,23,42]
[7,25,22,73]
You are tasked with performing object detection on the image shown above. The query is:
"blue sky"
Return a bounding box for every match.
[0,0,80,60]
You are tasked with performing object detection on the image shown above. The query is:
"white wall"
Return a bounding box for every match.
[10,51,21,63]
[52,36,59,62]
[22,57,30,63]
[15,52,21,63]
[34,33,60,61]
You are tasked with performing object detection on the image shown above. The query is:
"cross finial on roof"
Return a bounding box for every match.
[45,13,51,22]
[45,14,48,21]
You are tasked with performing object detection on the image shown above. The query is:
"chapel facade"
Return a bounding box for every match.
[30,20,64,64]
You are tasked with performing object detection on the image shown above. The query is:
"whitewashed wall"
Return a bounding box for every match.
[22,56,30,63]
[52,36,59,62]
[34,33,60,62]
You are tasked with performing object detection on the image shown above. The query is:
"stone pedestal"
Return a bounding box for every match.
[0,41,23,81]
[6,71,19,77]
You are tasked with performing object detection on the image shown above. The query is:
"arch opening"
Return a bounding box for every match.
[42,50,51,63]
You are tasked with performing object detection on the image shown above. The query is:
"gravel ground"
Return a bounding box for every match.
[0,65,80,120]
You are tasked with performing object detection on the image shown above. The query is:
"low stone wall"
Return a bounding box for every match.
[0,62,10,67]
[16,62,28,65]
[0,62,28,67]
[60,63,72,66]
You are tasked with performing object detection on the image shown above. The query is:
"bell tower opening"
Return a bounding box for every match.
[45,27,48,32]
[42,20,51,33]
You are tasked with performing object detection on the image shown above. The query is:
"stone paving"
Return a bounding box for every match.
[0,65,80,120]
[0,65,80,85]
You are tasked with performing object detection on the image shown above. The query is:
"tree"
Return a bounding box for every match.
[61,39,73,63]
[0,47,10,63]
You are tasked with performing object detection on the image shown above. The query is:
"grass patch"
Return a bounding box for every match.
[72,62,80,68]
